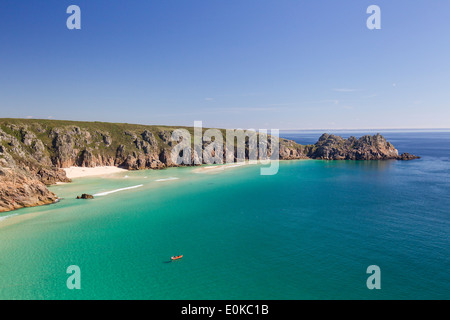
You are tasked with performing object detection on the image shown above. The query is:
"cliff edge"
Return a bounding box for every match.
[0,119,419,213]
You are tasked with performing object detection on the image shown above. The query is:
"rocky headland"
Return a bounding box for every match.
[0,119,419,213]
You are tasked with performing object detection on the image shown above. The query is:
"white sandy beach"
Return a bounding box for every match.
[192,162,249,173]
[64,166,128,179]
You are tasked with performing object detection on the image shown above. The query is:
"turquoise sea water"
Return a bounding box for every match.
[0,131,449,299]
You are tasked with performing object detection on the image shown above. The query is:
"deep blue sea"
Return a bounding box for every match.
[281,129,450,160]
[0,130,448,299]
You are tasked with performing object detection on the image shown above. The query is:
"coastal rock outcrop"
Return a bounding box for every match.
[397,152,420,161]
[307,133,417,160]
[77,194,94,199]
[279,139,309,160]
[0,119,419,213]
[0,154,58,212]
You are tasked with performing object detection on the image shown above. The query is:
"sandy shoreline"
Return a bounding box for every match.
[64,166,128,179]
[1,162,257,227]
[192,162,249,173]
[64,161,262,178]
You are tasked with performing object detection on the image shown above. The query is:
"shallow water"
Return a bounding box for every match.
[0,131,448,299]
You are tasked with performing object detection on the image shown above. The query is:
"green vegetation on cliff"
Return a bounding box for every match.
[0,118,418,213]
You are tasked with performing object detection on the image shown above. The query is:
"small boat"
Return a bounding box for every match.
[171,255,183,261]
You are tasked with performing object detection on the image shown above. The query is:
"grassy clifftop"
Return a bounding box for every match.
[0,118,188,161]
[0,118,418,213]
[0,118,307,170]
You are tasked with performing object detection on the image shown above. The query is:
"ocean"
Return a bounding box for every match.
[0,130,449,299]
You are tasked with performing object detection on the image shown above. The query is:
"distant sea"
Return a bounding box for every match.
[0,130,449,299]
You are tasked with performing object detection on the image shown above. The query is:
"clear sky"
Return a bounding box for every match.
[0,0,449,129]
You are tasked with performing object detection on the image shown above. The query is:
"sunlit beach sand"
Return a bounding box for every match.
[64,166,128,179]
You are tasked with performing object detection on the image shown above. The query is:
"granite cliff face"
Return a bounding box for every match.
[309,133,404,160]
[0,123,70,212]
[0,119,419,213]
[0,158,58,212]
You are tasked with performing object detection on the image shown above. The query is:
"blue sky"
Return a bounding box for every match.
[0,0,449,129]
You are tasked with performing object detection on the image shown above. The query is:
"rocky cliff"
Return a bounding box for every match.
[0,119,418,213]
[309,133,404,160]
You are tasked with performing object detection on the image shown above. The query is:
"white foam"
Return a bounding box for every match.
[155,177,179,182]
[93,184,144,197]
[195,163,247,173]
[0,213,19,222]
[224,163,246,169]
